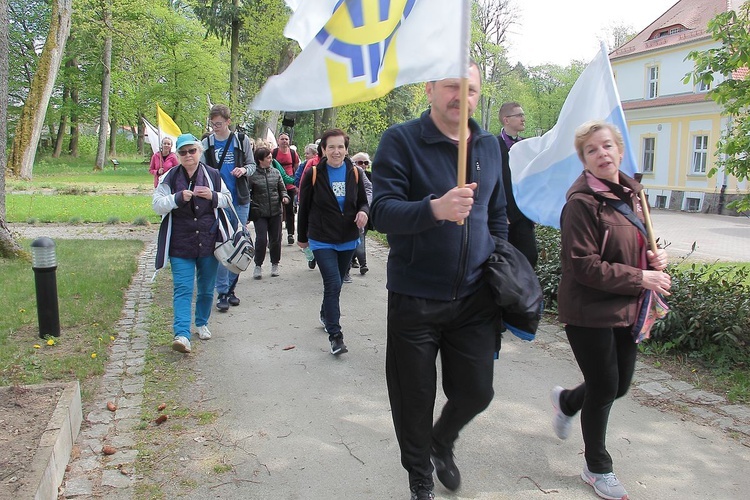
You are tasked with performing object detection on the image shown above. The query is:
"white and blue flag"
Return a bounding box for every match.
[509,43,638,229]
[253,0,465,111]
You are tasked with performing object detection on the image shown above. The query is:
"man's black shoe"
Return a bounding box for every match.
[360,265,369,275]
[431,446,460,491]
[227,291,240,306]
[308,258,316,269]
[409,481,435,500]
[287,234,295,245]
[216,293,230,312]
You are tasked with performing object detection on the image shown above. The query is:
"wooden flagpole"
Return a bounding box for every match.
[456,0,471,225]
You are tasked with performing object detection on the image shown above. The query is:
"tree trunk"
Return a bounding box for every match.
[0,0,23,258]
[322,108,335,131]
[229,0,240,113]
[132,118,143,155]
[314,110,322,139]
[94,24,112,170]
[8,0,73,180]
[108,117,117,157]
[52,86,68,158]
[68,80,79,156]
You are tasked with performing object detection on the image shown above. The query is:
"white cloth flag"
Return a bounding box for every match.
[266,128,278,149]
[509,43,638,229]
[143,117,160,155]
[253,0,464,111]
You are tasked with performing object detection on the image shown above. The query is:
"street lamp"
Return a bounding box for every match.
[30,237,60,338]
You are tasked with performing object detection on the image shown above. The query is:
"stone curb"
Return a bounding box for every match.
[16,381,82,500]
[60,242,155,499]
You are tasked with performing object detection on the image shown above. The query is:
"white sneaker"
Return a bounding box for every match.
[271,264,280,277]
[253,266,262,279]
[581,465,629,500]
[551,386,574,440]
[172,336,191,353]
[198,325,211,340]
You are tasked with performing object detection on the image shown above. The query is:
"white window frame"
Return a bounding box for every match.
[647,66,659,99]
[691,135,709,174]
[642,137,655,173]
[656,195,667,209]
[697,79,711,92]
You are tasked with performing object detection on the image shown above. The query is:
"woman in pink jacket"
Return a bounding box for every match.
[149,137,180,187]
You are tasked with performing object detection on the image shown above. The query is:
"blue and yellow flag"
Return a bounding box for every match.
[253,0,465,111]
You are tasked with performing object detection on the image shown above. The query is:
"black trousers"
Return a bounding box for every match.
[253,214,282,266]
[508,217,538,268]
[283,187,297,236]
[560,324,637,473]
[386,285,498,487]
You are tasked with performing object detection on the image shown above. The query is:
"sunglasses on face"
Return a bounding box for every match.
[354,160,370,166]
[178,148,198,156]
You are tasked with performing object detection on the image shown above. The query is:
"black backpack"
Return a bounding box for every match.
[205,132,246,169]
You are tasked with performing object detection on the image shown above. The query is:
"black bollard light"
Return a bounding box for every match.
[30,237,61,338]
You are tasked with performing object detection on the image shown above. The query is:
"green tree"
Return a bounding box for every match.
[684,1,750,212]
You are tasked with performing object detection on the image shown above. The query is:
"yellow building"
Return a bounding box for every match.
[610,0,748,214]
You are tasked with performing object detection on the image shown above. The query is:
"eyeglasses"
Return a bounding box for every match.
[354,160,370,166]
[210,121,226,128]
[506,113,525,118]
[178,148,198,156]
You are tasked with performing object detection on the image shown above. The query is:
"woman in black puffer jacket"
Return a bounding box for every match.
[248,147,290,279]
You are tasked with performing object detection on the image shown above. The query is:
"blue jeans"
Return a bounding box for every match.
[312,247,355,339]
[216,203,249,294]
[171,255,219,339]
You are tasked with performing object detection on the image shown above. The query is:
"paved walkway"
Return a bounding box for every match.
[49,210,750,499]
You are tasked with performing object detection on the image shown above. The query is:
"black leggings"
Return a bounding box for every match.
[253,214,282,266]
[560,324,637,474]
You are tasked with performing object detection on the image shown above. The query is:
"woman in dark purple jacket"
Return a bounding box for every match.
[153,133,232,354]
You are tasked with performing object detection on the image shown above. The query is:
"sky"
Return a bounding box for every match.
[505,0,680,67]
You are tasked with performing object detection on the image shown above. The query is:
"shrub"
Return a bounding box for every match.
[651,262,750,360]
[106,217,120,225]
[132,216,150,227]
[536,225,562,312]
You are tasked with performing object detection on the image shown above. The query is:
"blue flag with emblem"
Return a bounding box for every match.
[508,43,638,229]
[252,0,465,111]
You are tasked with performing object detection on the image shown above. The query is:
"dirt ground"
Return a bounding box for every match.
[0,384,67,499]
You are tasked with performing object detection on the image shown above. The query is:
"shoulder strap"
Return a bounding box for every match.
[608,198,647,237]
[272,147,279,159]
[353,165,359,184]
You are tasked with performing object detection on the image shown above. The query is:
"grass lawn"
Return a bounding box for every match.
[0,239,144,399]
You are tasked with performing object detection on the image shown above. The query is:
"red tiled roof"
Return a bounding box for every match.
[610,0,740,60]
[622,92,711,110]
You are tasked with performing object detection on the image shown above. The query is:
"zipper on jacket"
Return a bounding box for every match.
[601,228,610,255]
[451,159,479,299]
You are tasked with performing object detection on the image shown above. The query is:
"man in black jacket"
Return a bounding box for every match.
[497,101,538,267]
[371,63,507,500]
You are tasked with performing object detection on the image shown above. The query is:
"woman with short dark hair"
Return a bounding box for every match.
[297,129,369,355]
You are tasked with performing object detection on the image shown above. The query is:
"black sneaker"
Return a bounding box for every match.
[308,258,316,269]
[330,336,348,355]
[351,260,359,268]
[409,481,435,500]
[288,234,295,245]
[227,291,240,306]
[343,273,352,284]
[216,293,230,312]
[360,265,369,275]
[431,446,461,491]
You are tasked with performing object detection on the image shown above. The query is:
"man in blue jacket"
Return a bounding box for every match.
[371,62,508,500]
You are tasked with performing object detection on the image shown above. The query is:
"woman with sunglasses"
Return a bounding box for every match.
[153,133,232,354]
[348,152,373,277]
[148,137,179,187]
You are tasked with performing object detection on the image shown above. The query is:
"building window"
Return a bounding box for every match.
[692,135,709,174]
[686,197,701,212]
[656,195,667,209]
[697,79,711,92]
[647,66,659,99]
[642,137,655,173]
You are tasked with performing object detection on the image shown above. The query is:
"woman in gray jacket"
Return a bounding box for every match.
[248,147,290,279]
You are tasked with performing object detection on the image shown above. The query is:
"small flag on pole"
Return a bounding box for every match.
[156,104,182,148]
[266,128,278,149]
[142,117,160,155]
[253,0,464,111]
[509,43,638,229]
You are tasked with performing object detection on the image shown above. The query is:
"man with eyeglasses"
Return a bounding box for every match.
[498,102,538,268]
[201,104,256,312]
